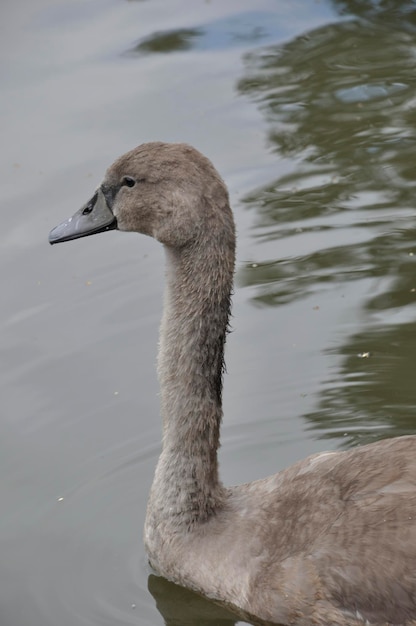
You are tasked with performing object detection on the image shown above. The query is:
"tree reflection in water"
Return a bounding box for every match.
[237,2,416,446]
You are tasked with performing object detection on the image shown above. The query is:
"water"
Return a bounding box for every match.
[1,1,416,624]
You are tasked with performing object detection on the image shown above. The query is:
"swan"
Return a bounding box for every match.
[49,142,416,626]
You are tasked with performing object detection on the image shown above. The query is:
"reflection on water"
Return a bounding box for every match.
[148,576,239,626]
[149,575,286,626]
[237,6,416,447]
[130,28,203,54]
[127,12,281,56]
[334,0,416,26]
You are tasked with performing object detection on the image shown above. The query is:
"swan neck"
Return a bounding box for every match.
[149,238,234,526]
[159,244,230,432]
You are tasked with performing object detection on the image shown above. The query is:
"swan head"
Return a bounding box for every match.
[49,142,232,248]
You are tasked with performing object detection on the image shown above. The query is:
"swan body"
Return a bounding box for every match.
[49,142,416,626]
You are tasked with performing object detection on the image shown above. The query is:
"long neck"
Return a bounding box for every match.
[149,229,234,530]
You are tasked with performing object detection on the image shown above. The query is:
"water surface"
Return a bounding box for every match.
[1,1,416,624]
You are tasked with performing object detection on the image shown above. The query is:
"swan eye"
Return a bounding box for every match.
[122,176,136,188]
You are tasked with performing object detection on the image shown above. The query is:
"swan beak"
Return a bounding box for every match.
[49,188,117,245]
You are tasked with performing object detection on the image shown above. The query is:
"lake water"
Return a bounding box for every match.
[1,1,416,625]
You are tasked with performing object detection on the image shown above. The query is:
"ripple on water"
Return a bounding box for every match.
[24,441,160,626]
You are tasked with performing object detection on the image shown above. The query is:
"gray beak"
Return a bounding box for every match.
[49,188,117,245]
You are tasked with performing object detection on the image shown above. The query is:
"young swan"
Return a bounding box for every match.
[50,142,416,626]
